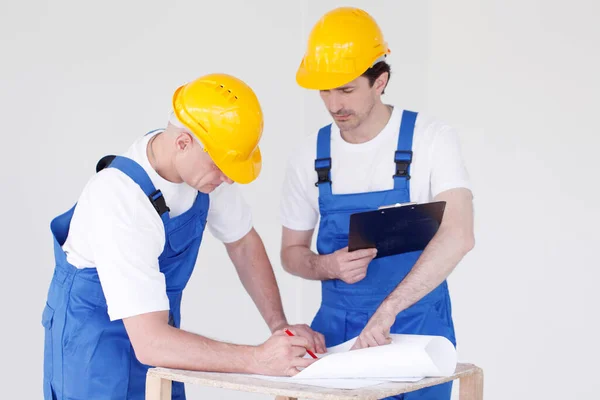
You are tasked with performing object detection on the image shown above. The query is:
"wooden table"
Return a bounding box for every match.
[145,363,483,400]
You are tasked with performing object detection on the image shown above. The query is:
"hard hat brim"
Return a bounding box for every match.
[295,49,391,90]
[296,62,360,90]
[209,145,262,185]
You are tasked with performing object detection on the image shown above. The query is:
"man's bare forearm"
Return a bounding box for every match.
[281,244,333,281]
[125,312,257,373]
[380,220,474,316]
[226,228,288,332]
[377,188,475,316]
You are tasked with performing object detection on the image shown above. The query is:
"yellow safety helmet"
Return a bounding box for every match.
[296,7,390,90]
[172,73,263,184]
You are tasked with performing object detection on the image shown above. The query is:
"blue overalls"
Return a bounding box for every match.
[310,111,456,400]
[42,152,209,400]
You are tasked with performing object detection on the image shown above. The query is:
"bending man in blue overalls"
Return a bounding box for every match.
[42,73,323,400]
[280,7,475,400]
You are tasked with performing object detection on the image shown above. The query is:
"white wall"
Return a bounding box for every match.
[0,1,598,399]
[425,2,600,399]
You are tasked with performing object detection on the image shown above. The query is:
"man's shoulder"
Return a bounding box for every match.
[285,126,325,170]
[73,167,167,236]
[88,131,160,198]
[413,111,454,133]
[411,111,459,147]
[80,167,150,212]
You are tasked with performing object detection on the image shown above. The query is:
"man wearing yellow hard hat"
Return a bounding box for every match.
[41,73,324,400]
[280,7,475,399]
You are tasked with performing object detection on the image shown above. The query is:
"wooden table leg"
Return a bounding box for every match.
[459,366,484,400]
[146,374,172,400]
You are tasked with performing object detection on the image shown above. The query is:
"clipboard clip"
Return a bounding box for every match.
[378,202,417,210]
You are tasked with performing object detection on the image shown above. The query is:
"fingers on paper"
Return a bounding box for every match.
[292,356,316,369]
[316,332,327,353]
[352,331,388,350]
[351,336,365,350]
[373,331,392,346]
[299,330,318,353]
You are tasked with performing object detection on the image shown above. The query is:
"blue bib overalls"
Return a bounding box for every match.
[42,151,209,400]
[310,111,456,400]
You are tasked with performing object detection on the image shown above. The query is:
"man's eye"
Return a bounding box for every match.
[343,89,353,94]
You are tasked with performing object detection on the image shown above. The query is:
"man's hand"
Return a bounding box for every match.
[350,307,396,350]
[326,247,377,284]
[252,330,317,376]
[281,228,376,283]
[275,324,327,354]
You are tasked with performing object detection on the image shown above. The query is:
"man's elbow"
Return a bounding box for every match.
[132,340,157,366]
[280,248,292,274]
[459,232,475,255]
[124,315,169,367]
[280,246,304,277]
[439,225,475,256]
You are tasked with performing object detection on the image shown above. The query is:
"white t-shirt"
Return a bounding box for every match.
[280,106,471,231]
[62,130,253,321]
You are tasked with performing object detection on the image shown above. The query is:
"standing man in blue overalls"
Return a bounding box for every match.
[279,7,475,399]
[42,73,324,400]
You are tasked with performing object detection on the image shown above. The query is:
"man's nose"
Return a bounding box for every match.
[327,93,343,113]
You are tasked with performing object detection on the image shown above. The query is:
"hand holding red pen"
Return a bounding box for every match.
[284,329,318,359]
[274,323,326,354]
[252,330,317,376]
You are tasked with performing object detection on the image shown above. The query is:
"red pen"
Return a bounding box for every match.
[283,329,318,359]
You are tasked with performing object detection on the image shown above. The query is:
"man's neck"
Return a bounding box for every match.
[147,131,182,183]
[340,103,393,144]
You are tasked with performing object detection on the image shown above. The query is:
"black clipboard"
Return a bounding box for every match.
[348,201,446,259]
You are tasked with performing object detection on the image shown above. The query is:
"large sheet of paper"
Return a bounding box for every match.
[243,334,457,389]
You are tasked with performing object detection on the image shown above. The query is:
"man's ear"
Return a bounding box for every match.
[375,72,389,95]
[175,131,194,151]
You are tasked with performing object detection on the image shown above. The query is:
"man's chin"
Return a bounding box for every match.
[333,119,357,131]
[197,183,221,194]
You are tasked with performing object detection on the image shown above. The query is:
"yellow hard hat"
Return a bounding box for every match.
[296,7,390,90]
[172,73,263,184]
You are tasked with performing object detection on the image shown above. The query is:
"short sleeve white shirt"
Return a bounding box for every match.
[62,130,253,321]
[280,107,471,231]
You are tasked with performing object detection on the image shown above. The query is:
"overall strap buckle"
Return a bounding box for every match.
[148,189,170,215]
[314,157,332,187]
[394,150,413,179]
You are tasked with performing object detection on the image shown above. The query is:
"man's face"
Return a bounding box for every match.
[319,76,378,132]
[173,133,233,193]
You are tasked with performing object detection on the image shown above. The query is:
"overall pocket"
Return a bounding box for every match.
[41,303,55,383]
[165,217,206,255]
[62,300,101,354]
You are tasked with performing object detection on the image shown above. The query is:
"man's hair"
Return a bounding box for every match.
[362,61,391,94]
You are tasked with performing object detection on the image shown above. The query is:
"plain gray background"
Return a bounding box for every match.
[1,1,599,399]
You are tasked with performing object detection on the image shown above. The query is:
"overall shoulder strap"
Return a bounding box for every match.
[96,155,170,224]
[315,124,333,197]
[393,110,418,191]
